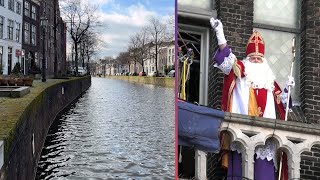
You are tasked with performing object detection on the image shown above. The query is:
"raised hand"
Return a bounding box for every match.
[209,17,226,46]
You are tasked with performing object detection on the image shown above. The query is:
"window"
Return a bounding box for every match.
[16,22,20,42]
[253,0,301,104]
[0,16,3,39]
[172,55,174,64]
[8,47,12,74]
[8,0,14,11]
[0,0,4,6]
[7,20,14,40]
[31,25,36,45]
[16,1,21,14]
[0,46,3,73]
[31,6,36,20]
[178,0,212,11]
[24,2,29,17]
[24,23,30,44]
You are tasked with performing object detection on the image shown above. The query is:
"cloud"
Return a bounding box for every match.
[98,3,156,27]
[62,1,173,60]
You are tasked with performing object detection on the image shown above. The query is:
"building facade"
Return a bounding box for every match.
[0,0,66,77]
[22,0,40,75]
[178,0,320,179]
[144,41,175,76]
[0,0,23,75]
[38,0,66,77]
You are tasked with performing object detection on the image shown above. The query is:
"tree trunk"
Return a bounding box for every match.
[75,42,78,76]
[87,50,90,75]
[155,34,158,75]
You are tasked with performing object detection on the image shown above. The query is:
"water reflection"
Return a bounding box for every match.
[36,78,175,179]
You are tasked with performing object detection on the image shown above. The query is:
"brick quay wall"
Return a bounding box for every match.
[0,76,91,180]
[105,76,175,89]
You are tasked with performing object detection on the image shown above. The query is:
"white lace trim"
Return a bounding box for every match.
[245,79,275,91]
[214,53,236,75]
[230,142,242,154]
[255,139,278,169]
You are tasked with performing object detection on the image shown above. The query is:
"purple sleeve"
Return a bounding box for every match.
[213,45,231,65]
[284,88,293,109]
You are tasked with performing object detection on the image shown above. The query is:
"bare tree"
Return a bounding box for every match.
[135,28,149,72]
[128,35,139,74]
[61,0,99,76]
[146,17,167,75]
[80,31,102,74]
[116,52,131,74]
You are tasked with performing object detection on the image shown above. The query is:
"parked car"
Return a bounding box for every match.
[168,70,175,77]
[158,72,165,77]
[139,71,147,76]
[78,67,87,76]
[149,72,157,77]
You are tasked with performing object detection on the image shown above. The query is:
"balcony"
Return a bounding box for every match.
[211,112,320,179]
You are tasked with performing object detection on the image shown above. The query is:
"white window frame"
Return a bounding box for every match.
[7,19,14,40]
[178,24,210,180]
[31,5,36,20]
[24,1,29,17]
[16,1,21,14]
[31,25,36,45]
[16,22,20,42]
[178,24,209,106]
[24,22,30,44]
[8,0,14,11]
[0,16,3,39]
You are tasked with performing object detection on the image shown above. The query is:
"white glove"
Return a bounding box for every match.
[286,76,295,89]
[210,17,227,45]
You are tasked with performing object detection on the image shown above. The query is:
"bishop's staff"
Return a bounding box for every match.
[285,37,296,121]
[278,37,296,180]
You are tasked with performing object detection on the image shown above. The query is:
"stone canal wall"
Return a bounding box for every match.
[0,76,91,180]
[105,76,175,88]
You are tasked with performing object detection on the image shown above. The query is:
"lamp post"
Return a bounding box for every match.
[40,17,48,82]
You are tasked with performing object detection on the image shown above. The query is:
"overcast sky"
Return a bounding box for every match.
[61,0,174,60]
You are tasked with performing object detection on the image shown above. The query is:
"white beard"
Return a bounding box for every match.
[243,57,275,91]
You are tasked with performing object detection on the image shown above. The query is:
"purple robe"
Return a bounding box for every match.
[254,158,275,180]
[227,151,242,180]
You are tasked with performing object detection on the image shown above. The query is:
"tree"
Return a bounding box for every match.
[146,17,167,75]
[135,28,149,72]
[83,32,102,74]
[128,35,139,74]
[61,0,99,76]
[116,52,131,73]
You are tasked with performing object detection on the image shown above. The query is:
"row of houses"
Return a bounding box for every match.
[95,41,175,76]
[0,0,66,77]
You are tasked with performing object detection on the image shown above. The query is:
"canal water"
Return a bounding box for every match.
[36,77,175,180]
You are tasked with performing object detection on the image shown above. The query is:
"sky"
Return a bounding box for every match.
[61,0,175,60]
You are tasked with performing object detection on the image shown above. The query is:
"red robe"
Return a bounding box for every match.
[220,59,288,180]
[221,60,286,120]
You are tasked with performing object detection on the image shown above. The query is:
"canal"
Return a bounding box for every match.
[36,77,175,179]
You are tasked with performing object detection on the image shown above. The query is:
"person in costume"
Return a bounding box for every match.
[210,17,294,180]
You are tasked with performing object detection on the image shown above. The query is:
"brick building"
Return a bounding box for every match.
[22,0,40,75]
[38,0,66,77]
[178,0,320,179]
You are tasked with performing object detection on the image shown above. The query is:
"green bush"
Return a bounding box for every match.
[11,62,21,76]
